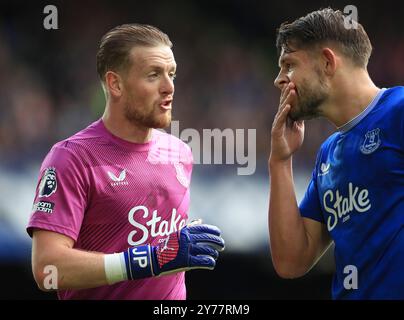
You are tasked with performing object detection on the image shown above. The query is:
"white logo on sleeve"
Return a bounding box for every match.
[108,169,128,186]
[319,163,330,176]
[323,182,371,231]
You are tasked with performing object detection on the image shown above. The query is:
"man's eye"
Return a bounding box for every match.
[170,73,177,80]
[148,73,158,79]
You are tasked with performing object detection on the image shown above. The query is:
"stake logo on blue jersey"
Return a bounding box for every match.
[323,182,371,232]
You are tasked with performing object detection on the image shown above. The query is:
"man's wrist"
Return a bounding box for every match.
[104,244,160,284]
[123,245,155,280]
[268,157,292,170]
[104,253,128,285]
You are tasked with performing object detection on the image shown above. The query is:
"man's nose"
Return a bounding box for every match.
[274,72,289,90]
[160,75,174,95]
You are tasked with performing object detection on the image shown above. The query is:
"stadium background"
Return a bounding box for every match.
[0,0,403,299]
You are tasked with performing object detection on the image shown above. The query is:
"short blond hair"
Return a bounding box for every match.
[96,23,172,82]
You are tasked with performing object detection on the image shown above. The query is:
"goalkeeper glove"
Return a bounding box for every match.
[124,223,225,279]
[104,222,225,284]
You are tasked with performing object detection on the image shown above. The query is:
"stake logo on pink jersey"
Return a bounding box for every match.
[128,206,186,246]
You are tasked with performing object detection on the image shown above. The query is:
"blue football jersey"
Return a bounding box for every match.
[299,87,404,299]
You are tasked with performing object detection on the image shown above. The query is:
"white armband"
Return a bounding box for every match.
[104,253,128,285]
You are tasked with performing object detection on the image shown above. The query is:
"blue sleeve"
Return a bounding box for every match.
[299,160,325,224]
[401,99,404,150]
[389,86,404,149]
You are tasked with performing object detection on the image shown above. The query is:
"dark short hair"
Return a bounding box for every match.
[96,23,172,82]
[276,8,372,68]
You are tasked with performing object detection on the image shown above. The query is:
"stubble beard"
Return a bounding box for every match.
[289,70,329,121]
[124,101,172,129]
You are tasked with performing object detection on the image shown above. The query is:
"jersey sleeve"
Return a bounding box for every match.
[26,144,89,241]
[401,99,404,150]
[299,154,325,224]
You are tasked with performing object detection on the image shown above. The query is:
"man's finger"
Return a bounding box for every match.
[277,104,292,126]
[280,85,291,106]
[279,88,295,112]
[272,104,291,131]
[280,83,295,106]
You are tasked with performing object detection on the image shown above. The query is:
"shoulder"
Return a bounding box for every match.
[379,87,404,113]
[41,142,85,177]
[319,132,340,153]
[59,119,105,151]
[311,132,340,173]
[43,120,103,169]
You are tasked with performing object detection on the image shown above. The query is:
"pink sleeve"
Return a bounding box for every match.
[27,144,89,242]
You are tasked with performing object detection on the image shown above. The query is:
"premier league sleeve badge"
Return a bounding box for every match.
[38,167,58,197]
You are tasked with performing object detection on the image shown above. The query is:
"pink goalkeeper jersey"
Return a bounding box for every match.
[27,119,193,300]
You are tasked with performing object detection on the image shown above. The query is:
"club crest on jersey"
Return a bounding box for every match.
[38,167,57,197]
[360,128,381,155]
[174,162,189,188]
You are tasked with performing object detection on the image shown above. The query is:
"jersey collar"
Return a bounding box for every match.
[338,88,386,134]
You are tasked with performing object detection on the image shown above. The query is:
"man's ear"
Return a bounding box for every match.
[322,48,338,76]
[105,71,124,98]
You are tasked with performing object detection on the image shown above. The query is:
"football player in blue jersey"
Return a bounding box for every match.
[269,8,404,299]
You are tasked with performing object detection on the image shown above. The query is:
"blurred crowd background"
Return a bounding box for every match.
[0,0,403,299]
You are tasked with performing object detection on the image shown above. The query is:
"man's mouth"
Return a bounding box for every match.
[160,99,173,110]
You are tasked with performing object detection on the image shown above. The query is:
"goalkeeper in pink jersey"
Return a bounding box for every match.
[26,24,225,300]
